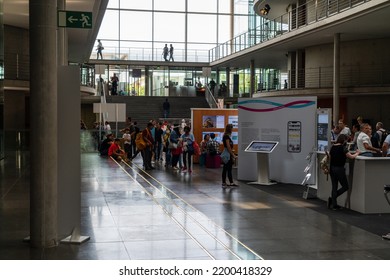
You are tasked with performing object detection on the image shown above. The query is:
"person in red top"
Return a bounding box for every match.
[142,122,155,170]
[108,138,127,162]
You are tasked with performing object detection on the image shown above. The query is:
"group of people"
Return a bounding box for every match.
[97,117,237,188]
[327,117,389,210]
[163,44,174,61]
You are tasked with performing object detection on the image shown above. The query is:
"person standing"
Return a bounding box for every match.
[163,98,170,118]
[122,128,132,160]
[111,73,119,95]
[221,124,237,188]
[328,134,360,210]
[181,126,195,173]
[170,126,182,170]
[96,39,104,59]
[357,123,381,157]
[163,44,169,61]
[209,78,216,95]
[142,122,155,170]
[199,133,210,167]
[154,122,164,162]
[169,44,174,61]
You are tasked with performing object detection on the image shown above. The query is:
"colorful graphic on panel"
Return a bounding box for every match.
[238,99,315,112]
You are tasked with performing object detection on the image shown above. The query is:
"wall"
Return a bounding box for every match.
[4,25,29,80]
[306,38,390,68]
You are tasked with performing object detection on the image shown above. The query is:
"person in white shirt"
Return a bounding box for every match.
[356,123,381,157]
[122,128,132,159]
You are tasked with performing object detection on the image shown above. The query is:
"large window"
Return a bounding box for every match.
[96,0,253,62]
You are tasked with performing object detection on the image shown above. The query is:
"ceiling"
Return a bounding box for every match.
[3,0,390,69]
[3,0,108,62]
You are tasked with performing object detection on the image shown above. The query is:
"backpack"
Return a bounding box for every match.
[380,129,389,148]
[207,141,217,156]
[320,151,330,180]
[135,132,146,150]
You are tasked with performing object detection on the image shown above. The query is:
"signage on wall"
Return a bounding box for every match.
[58,10,92,29]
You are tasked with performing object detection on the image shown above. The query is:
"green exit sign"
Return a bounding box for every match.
[58,10,92,29]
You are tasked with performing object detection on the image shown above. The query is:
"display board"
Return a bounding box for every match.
[238,97,317,184]
[191,108,238,163]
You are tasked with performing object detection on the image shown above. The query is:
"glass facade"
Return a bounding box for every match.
[95,0,253,62]
[93,0,274,98]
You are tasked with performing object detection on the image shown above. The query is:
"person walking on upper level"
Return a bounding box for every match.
[163,44,169,61]
[169,44,174,61]
[96,39,104,59]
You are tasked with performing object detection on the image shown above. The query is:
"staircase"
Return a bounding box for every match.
[105,96,210,128]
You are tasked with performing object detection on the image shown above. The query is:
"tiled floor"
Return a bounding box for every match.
[1,151,390,260]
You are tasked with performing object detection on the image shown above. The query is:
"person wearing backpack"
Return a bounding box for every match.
[206,133,220,156]
[372,122,387,150]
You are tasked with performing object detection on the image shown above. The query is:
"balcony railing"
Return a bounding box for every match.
[288,64,390,90]
[89,47,210,63]
[209,0,371,62]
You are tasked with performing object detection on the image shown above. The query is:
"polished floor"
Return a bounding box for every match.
[1,151,390,260]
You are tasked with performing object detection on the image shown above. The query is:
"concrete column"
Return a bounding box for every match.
[29,0,58,248]
[333,33,340,125]
[230,0,234,53]
[226,68,230,97]
[144,66,149,96]
[250,60,255,97]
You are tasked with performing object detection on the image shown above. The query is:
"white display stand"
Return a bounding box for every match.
[245,141,278,185]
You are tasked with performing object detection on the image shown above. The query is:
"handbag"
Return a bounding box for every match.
[220,148,230,164]
[168,142,178,149]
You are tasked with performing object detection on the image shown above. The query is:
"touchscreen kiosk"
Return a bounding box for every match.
[245,141,278,185]
[245,141,278,153]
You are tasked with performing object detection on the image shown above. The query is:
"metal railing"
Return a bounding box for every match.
[210,0,371,62]
[289,64,390,89]
[90,46,210,63]
[204,85,219,108]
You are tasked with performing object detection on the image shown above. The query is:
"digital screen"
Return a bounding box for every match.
[245,141,278,153]
[202,115,225,129]
[231,132,238,145]
[317,112,330,151]
[228,116,238,128]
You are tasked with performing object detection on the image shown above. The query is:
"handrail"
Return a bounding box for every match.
[204,85,220,109]
[209,0,371,62]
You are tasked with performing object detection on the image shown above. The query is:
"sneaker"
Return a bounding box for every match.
[222,183,227,189]
[188,169,192,173]
[229,183,238,188]
[182,167,187,172]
